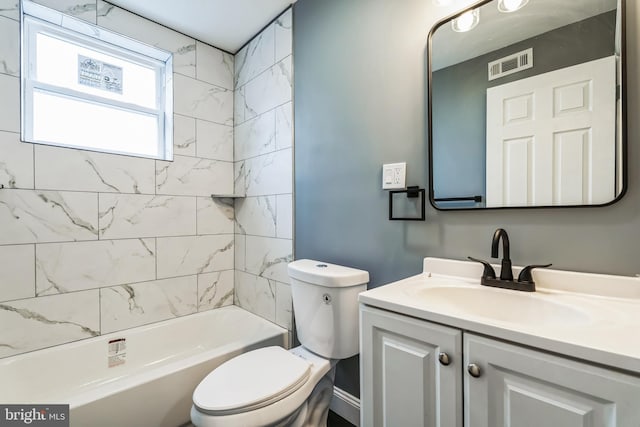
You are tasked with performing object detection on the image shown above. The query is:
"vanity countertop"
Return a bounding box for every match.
[359,257,640,374]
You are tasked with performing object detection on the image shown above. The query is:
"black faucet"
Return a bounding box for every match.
[491,228,513,281]
[468,228,551,292]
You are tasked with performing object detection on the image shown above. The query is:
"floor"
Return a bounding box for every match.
[327,410,355,427]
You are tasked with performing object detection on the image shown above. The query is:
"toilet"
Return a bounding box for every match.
[190,259,369,427]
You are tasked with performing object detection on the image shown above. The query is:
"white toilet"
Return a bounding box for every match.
[190,259,369,427]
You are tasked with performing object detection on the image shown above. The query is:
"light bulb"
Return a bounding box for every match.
[498,0,529,13]
[451,9,480,32]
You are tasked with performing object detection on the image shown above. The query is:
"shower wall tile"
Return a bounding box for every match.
[99,194,196,239]
[235,270,275,323]
[156,234,234,279]
[0,245,35,302]
[35,145,155,194]
[0,190,98,244]
[244,149,293,197]
[174,73,233,126]
[0,16,19,76]
[0,131,34,189]
[197,196,234,235]
[275,281,292,330]
[196,41,234,91]
[235,234,246,271]
[234,7,293,331]
[0,74,19,132]
[33,0,97,23]
[234,86,245,125]
[234,161,246,197]
[235,110,276,161]
[97,0,196,77]
[245,236,292,283]
[244,56,292,120]
[35,239,156,295]
[156,155,233,196]
[197,270,234,311]
[100,275,197,334]
[0,290,99,358]
[275,9,292,63]
[235,196,277,237]
[276,194,292,239]
[0,0,18,20]
[196,120,233,162]
[173,114,197,157]
[235,25,275,88]
[275,103,293,150]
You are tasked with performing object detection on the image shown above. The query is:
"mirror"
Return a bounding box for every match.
[428,0,625,210]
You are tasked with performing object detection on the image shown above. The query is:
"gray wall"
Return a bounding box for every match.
[432,11,616,202]
[293,0,640,397]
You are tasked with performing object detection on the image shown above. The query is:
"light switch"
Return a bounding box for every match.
[382,162,406,189]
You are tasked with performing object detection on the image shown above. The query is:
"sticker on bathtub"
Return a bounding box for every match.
[108,338,126,368]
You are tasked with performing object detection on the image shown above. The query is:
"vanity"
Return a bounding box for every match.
[358,257,640,426]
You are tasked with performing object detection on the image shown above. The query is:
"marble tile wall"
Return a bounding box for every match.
[233,9,294,335]
[0,1,235,358]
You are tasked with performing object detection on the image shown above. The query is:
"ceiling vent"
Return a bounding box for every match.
[488,48,533,81]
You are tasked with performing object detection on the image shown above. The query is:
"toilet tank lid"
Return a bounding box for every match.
[288,259,369,288]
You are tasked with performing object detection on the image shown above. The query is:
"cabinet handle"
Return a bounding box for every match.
[438,352,451,366]
[467,363,481,378]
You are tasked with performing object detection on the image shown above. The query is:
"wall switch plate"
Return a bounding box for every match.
[382,162,406,189]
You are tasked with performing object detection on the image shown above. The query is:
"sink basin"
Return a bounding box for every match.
[412,285,592,326]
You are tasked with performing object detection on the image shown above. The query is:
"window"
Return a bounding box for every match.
[21,0,173,160]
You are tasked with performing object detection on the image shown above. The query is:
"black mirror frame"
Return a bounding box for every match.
[427,0,627,211]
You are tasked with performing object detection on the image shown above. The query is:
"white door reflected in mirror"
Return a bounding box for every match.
[485,56,617,207]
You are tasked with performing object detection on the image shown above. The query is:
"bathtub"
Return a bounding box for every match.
[0,306,288,427]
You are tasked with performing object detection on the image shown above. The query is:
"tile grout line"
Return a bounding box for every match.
[154,237,158,280]
[32,244,36,299]
[0,232,237,248]
[0,270,234,305]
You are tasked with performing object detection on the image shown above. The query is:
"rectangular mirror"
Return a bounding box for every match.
[428,0,626,210]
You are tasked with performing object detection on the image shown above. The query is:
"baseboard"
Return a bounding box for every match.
[330,386,360,426]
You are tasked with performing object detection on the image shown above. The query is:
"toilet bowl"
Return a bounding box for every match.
[190,260,369,427]
[191,346,334,427]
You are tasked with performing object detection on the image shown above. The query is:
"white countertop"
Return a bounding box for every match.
[358,257,640,374]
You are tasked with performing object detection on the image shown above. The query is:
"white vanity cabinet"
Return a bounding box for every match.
[360,305,640,427]
[360,305,463,427]
[465,334,640,427]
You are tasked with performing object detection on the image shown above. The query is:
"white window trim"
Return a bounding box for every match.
[20,0,174,160]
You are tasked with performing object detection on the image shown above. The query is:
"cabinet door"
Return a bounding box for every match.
[360,305,462,427]
[464,334,640,427]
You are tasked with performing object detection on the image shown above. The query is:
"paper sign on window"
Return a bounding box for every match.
[78,55,123,94]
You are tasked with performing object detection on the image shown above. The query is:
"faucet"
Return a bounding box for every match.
[468,228,551,292]
[491,228,513,281]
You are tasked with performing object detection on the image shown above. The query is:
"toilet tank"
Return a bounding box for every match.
[287,259,369,360]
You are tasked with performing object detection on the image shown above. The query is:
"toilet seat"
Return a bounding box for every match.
[193,346,311,416]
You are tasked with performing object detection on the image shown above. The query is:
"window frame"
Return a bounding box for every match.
[20,0,174,160]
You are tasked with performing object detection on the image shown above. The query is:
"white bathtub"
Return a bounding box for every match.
[0,306,288,427]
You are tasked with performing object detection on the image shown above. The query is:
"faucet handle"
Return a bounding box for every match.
[517,264,552,283]
[467,257,497,279]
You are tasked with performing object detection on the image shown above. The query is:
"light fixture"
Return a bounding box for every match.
[451,9,480,32]
[498,0,529,13]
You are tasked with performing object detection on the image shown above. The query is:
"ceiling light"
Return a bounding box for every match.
[498,0,529,13]
[451,9,480,32]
